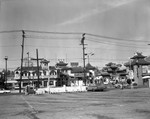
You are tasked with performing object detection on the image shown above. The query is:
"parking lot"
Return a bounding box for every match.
[0,88,150,119]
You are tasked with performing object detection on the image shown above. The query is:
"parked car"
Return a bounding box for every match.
[0,88,11,94]
[86,83,107,91]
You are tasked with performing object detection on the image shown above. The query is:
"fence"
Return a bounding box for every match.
[42,86,87,94]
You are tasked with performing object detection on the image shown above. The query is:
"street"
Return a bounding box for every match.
[0,88,150,119]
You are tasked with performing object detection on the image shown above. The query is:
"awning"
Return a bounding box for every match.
[142,76,150,79]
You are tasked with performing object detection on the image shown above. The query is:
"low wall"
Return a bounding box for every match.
[44,86,87,94]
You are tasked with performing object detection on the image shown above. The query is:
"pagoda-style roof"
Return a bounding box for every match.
[132,59,150,65]
[56,61,68,67]
[71,67,84,73]
[15,66,42,71]
[86,63,95,70]
[130,52,146,59]
[145,56,150,62]
[109,65,118,70]
[125,58,150,66]
[40,59,50,63]
[61,66,71,70]
[107,68,113,73]
[116,69,126,73]
[100,72,110,77]
[49,66,56,70]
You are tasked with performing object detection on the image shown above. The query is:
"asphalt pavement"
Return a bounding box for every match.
[0,88,150,119]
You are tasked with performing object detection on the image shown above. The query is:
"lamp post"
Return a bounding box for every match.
[4,56,8,89]
[84,52,94,64]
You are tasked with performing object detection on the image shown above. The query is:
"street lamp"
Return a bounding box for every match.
[4,56,8,89]
[84,52,94,64]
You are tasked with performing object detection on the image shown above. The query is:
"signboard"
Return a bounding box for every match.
[49,75,57,78]
[74,73,84,77]
[70,62,79,67]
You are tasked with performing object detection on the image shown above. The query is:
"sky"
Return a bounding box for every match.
[0,0,150,70]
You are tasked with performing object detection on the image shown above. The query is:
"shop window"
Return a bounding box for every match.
[43,71,46,75]
[49,81,54,85]
[44,81,47,87]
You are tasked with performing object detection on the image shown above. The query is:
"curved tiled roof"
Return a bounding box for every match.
[125,59,150,66]
[71,67,84,73]
[85,63,95,70]
[130,52,146,59]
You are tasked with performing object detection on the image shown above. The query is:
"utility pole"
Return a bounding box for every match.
[4,56,8,89]
[81,33,86,86]
[36,49,40,88]
[32,50,43,88]
[27,52,30,85]
[19,30,25,93]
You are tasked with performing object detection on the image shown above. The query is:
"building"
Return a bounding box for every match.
[14,58,98,88]
[14,57,50,88]
[125,52,150,87]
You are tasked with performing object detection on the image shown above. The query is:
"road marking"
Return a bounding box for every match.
[21,95,38,113]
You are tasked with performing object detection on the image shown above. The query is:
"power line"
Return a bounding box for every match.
[86,33,148,43]
[22,30,149,48]
[24,30,83,35]
[25,44,81,49]
[25,43,149,52]
[0,45,20,47]
[0,30,22,34]
[25,35,81,40]
[86,38,148,49]
[86,36,149,45]
[0,30,148,44]
[24,30,147,44]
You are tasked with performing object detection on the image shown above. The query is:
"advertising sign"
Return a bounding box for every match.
[74,73,84,77]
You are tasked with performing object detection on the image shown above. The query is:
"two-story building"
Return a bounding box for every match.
[14,57,50,88]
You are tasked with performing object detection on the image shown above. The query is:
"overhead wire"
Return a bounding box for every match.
[25,45,81,49]
[0,30,148,69]
[0,30,148,45]
[24,30,83,35]
[0,29,148,43]
[25,35,81,40]
[0,30,22,34]
[23,31,149,49]
[86,38,148,49]
[0,45,20,47]
[86,33,149,43]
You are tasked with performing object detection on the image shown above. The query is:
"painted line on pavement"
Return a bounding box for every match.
[21,95,38,113]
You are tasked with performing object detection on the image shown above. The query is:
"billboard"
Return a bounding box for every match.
[70,62,79,67]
